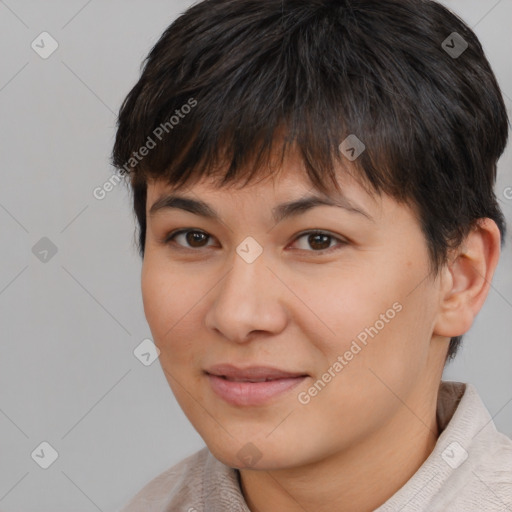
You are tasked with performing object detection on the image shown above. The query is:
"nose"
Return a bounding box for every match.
[204,247,288,343]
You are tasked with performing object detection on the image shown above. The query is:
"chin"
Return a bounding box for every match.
[205,437,301,471]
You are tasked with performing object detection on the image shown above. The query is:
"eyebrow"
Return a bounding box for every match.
[148,192,373,223]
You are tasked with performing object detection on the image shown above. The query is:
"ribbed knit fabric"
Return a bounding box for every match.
[121,381,512,511]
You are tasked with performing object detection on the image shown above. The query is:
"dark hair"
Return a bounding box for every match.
[111,0,509,363]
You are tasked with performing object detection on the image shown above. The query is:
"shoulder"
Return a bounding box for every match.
[120,447,211,512]
[458,428,512,509]
[439,382,512,511]
[446,432,512,511]
[377,381,512,512]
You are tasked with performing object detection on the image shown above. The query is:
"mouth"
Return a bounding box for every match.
[204,364,309,406]
[213,376,296,382]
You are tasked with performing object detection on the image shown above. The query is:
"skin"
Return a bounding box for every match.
[141,148,501,512]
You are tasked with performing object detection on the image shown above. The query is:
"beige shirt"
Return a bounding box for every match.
[121,381,512,511]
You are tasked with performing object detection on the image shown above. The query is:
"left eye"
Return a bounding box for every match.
[292,230,347,252]
[164,229,347,254]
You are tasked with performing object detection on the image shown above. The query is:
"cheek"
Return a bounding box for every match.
[141,258,209,419]
[307,258,436,369]
[292,264,404,353]
[141,258,172,334]
[299,285,437,444]
[141,256,199,353]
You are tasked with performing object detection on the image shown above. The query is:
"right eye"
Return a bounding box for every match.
[163,229,216,250]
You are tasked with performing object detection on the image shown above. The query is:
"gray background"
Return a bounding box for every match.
[0,0,510,510]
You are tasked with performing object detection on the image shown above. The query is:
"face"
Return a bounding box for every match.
[141,150,447,471]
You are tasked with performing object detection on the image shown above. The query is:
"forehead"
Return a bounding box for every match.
[145,153,381,215]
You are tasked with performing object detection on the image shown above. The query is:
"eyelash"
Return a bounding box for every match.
[162,229,348,255]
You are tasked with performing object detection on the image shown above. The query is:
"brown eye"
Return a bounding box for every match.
[307,233,331,250]
[292,230,347,254]
[184,231,209,247]
[165,229,214,249]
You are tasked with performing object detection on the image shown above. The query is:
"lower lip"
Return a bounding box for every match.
[206,374,307,406]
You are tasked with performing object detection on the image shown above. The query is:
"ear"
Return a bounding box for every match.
[433,218,501,338]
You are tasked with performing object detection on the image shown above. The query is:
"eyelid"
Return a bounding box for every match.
[163,228,348,254]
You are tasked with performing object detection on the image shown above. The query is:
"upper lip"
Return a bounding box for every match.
[205,364,308,380]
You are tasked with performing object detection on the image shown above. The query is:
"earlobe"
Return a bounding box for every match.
[433,218,501,338]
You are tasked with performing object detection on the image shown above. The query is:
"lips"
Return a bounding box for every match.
[204,364,309,406]
[205,364,308,381]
